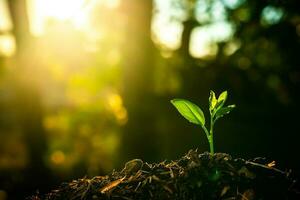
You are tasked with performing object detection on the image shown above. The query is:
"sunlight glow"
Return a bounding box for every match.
[152,0,184,50]
[152,18,183,50]
[190,28,218,58]
[0,0,12,31]
[190,22,234,58]
[27,0,122,36]
[37,0,85,21]
[104,0,120,9]
[27,0,88,36]
[107,93,128,125]
[0,34,16,56]
[153,0,236,58]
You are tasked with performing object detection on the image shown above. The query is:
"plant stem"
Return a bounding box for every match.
[209,116,214,155]
[209,136,214,155]
[201,125,214,155]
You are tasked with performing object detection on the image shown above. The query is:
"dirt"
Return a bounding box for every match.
[29,149,300,200]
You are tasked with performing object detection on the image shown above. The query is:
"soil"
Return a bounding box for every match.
[30,149,299,200]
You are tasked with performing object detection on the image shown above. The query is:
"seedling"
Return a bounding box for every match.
[171,91,235,155]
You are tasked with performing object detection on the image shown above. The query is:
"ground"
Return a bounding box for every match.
[30,150,299,200]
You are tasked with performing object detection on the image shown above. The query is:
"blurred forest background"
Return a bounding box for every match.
[0,0,299,199]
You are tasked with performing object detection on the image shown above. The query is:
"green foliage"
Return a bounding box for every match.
[171,90,235,154]
[170,99,205,126]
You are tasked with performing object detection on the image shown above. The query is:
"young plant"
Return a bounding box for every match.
[171,91,235,155]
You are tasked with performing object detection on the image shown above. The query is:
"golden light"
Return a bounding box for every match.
[0,34,16,56]
[107,93,128,125]
[0,0,12,31]
[27,0,88,36]
[103,0,121,9]
[107,93,123,110]
[36,0,85,21]
[51,150,66,165]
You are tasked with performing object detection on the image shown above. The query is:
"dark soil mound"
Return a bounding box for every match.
[30,150,299,200]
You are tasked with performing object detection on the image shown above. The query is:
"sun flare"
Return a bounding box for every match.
[36,0,85,21]
[28,0,88,36]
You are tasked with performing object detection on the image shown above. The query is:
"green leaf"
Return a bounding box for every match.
[218,91,228,105]
[209,91,217,112]
[215,104,235,121]
[171,99,205,126]
[214,91,228,112]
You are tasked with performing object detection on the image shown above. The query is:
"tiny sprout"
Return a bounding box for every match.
[171,90,235,155]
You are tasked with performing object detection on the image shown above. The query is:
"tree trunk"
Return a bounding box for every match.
[119,0,159,163]
[7,0,49,186]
